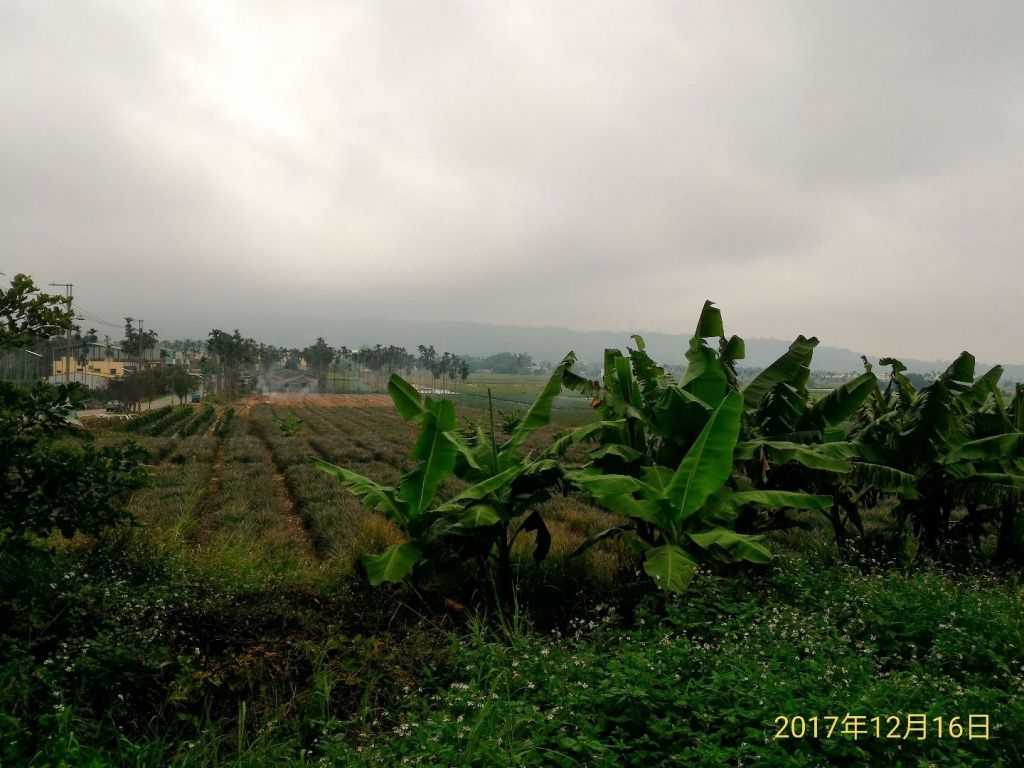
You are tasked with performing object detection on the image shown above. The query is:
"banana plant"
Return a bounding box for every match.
[556,301,858,474]
[314,362,572,591]
[567,392,832,593]
[554,301,746,472]
[849,353,1024,559]
[732,339,879,547]
[553,302,853,545]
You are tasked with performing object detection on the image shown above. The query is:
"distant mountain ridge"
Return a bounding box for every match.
[299,317,1024,383]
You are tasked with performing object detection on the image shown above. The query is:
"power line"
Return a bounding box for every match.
[72,303,124,329]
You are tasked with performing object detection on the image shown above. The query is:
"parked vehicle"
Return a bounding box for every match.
[105,400,125,412]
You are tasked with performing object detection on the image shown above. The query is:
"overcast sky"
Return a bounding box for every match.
[2,1,1022,361]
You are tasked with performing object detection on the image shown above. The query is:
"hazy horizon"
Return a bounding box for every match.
[4,1,1022,362]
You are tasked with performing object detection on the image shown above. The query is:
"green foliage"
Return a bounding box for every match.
[315,364,574,592]
[123,405,200,437]
[106,367,166,413]
[568,392,813,593]
[0,543,446,767]
[6,354,1024,766]
[341,563,1024,767]
[302,337,336,380]
[0,273,73,349]
[168,364,191,402]
[122,316,159,355]
[0,381,147,544]
[178,406,216,437]
[849,354,1024,561]
[207,329,260,395]
[734,354,876,550]
[557,304,832,592]
[214,407,236,438]
[124,404,174,433]
[465,351,534,375]
[275,411,304,437]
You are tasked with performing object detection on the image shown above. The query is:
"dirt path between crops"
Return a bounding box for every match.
[194,440,225,547]
[242,410,319,563]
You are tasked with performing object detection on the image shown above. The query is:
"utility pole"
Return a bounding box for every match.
[48,282,72,383]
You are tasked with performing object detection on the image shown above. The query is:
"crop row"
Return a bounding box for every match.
[127,406,194,437]
[247,405,404,571]
[251,403,625,580]
[127,435,219,556]
[177,406,216,437]
[192,425,316,584]
[122,404,174,432]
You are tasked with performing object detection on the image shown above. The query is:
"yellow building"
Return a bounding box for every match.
[52,357,127,379]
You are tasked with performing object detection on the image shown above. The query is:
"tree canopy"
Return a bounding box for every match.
[0,273,73,350]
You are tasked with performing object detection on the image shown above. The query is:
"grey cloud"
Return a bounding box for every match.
[2,0,1022,363]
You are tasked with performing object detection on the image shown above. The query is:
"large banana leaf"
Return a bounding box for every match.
[643,545,699,593]
[686,528,772,564]
[589,444,645,463]
[752,382,807,436]
[434,465,524,514]
[641,465,674,494]
[565,470,664,526]
[560,365,599,399]
[543,420,625,457]
[400,398,459,515]
[390,373,481,472]
[680,301,729,406]
[311,458,406,521]
[902,381,964,459]
[361,542,422,586]
[848,462,920,498]
[957,365,1003,410]
[967,472,1024,489]
[940,351,976,384]
[734,440,852,473]
[681,340,727,408]
[665,391,743,521]
[455,503,503,528]
[726,490,834,511]
[948,433,1024,463]
[602,348,623,395]
[566,470,659,499]
[742,336,818,410]
[653,386,712,444]
[628,335,670,401]
[803,372,877,428]
[501,362,568,462]
[387,374,424,423]
[722,335,745,365]
[693,300,725,339]
[614,354,639,407]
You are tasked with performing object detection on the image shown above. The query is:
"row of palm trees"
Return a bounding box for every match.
[325,344,470,394]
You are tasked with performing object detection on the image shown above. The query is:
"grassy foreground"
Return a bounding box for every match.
[3,546,1021,767]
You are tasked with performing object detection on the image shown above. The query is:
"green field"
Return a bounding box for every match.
[4,396,1022,767]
